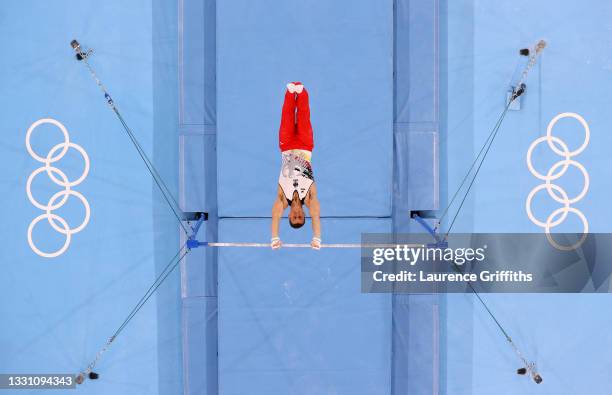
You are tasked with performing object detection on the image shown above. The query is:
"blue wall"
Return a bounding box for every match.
[0,1,181,394]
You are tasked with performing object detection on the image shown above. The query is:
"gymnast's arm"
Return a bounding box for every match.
[271,186,287,247]
[306,183,321,240]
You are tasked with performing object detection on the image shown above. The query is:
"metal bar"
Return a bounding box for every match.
[202,242,424,248]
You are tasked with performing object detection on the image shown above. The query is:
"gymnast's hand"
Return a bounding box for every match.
[311,237,321,250]
[271,237,282,250]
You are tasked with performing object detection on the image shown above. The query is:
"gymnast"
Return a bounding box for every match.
[271,82,321,250]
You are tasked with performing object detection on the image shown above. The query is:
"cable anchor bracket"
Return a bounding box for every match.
[70,39,92,61]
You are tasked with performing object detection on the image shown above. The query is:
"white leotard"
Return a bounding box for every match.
[279,150,314,203]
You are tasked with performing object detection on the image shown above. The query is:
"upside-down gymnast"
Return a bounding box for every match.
[271,82,321,250]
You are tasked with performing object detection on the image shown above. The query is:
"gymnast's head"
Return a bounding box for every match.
[289,191,305,229]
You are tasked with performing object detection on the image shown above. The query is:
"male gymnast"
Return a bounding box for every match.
[271,82,321,250]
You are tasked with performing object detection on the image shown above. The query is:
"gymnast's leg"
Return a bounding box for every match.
[278,87,297,152]
[296,84,314,152]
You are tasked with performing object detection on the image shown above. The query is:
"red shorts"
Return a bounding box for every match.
[278,86,314,152]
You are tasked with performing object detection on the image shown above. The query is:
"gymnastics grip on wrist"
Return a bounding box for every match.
[271,237,281,249]
[311,237,322,250]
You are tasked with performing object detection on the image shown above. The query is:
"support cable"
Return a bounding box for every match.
[77,244,190,383]
[444,100,512,237]
[429,40,547,384]
[71,40,188,235]
[434,39,546,235]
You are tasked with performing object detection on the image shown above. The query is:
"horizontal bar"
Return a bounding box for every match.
[217,216,393,219]
[205,242,424,248]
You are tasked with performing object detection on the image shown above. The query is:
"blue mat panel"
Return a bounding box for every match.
[217,218,392,395]
[216,0,393,217]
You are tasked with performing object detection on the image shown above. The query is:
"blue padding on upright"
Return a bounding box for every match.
[179,134,205,212]
[393,0,440,215]
[179,0,216,126]
[395,127,439,211]
[394,0,439,124]
[218,218,392,395]
[182,297,218,395]
[179,134,217,213]
[392,294,441,394]
[216,1,393,217]
[180,220,217,298]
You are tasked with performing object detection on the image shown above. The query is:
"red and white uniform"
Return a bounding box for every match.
[278,85,314,203]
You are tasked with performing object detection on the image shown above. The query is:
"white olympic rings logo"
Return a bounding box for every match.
[26,118,90,258]
[526,112,589,250]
